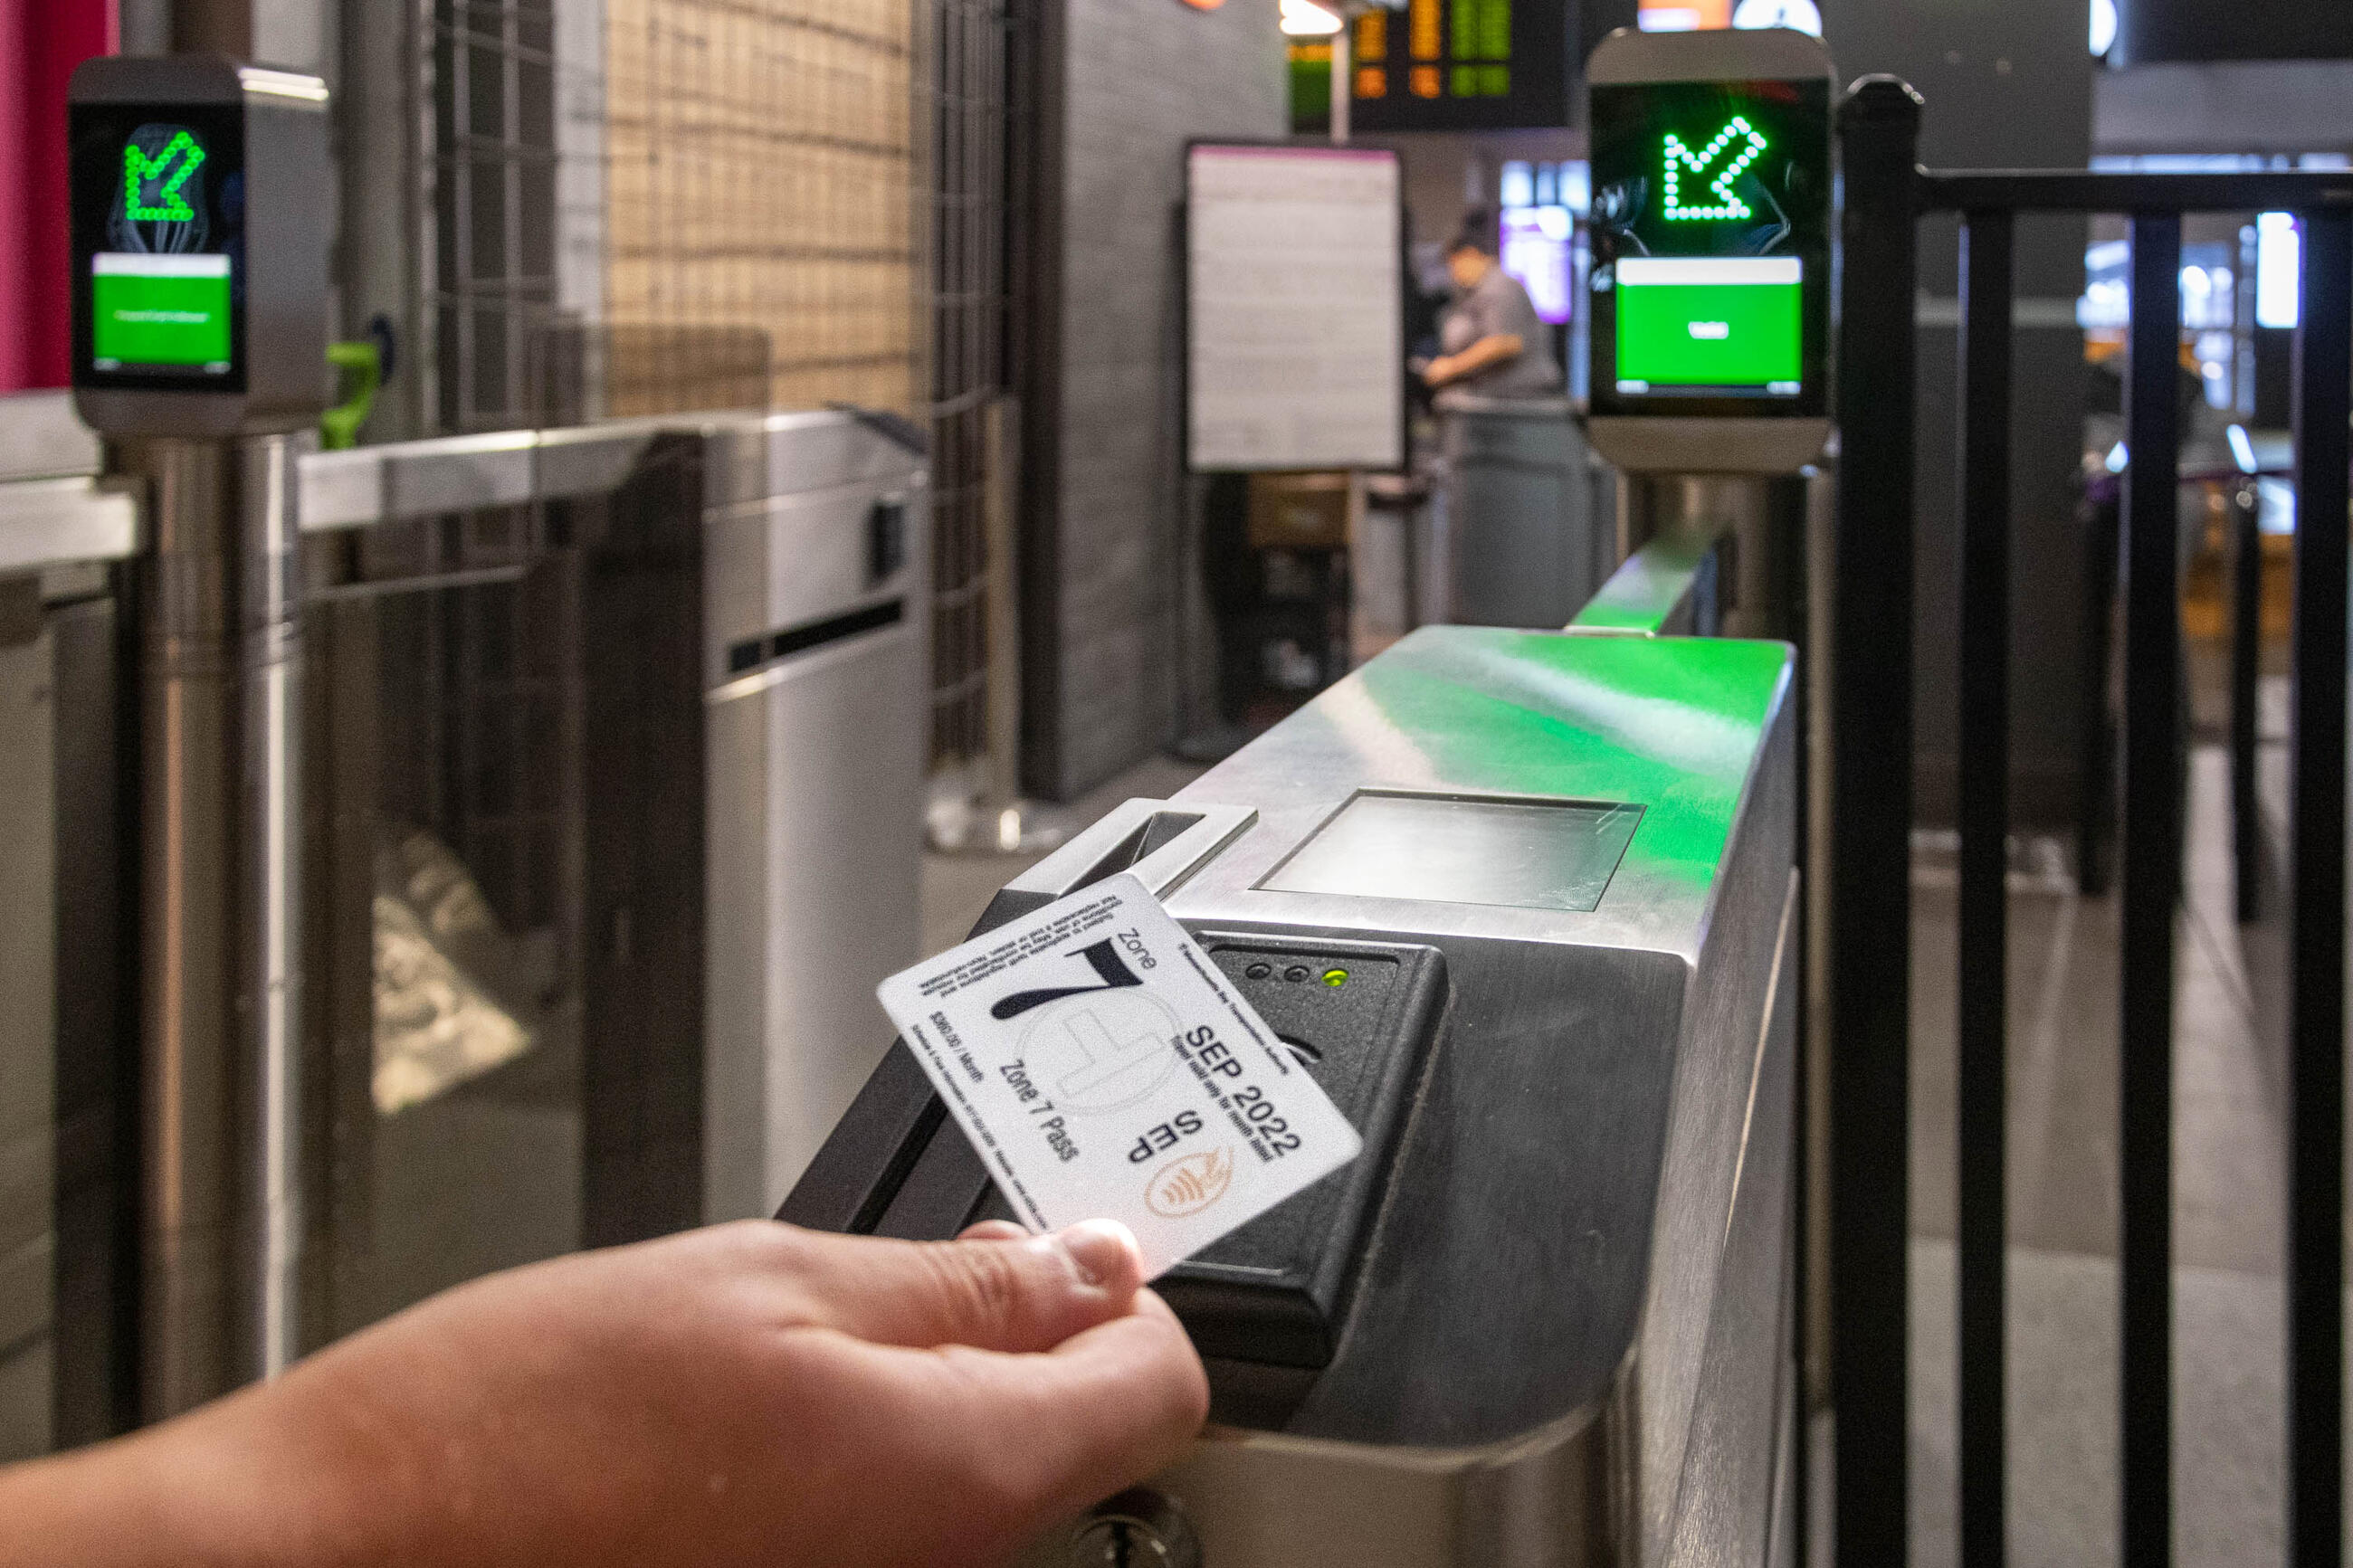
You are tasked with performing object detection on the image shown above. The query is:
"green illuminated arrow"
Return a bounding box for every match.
[1662,116,1768,222]
[123,130,205,223]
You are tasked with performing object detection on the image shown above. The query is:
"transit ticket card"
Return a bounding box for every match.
[874,874,1361,1278]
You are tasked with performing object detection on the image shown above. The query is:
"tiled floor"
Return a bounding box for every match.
[1896,729,2318,1567]
[919,755,1207,959]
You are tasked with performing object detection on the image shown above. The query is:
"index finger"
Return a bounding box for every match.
[841,1289,1209,1524]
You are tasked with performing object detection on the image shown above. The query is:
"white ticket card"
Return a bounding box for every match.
[874,873,1362,1278]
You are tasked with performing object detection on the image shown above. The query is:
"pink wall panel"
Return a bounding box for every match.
[3,0,117,393]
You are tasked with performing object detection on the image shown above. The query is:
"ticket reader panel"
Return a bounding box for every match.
[1586,27,1834,475]
[70,57,329,437]
[786,627,1801,1565]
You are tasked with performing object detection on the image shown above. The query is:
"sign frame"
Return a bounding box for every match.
[1183,139,1409,477]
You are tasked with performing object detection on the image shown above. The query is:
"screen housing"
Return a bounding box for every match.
[71,56,329,439]
[1586,74,1830,421]
[70,100,249,396]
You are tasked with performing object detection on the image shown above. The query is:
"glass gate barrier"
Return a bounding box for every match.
[294,416,929,1349]
[0,404,929,1445]
[302,493,601,1339]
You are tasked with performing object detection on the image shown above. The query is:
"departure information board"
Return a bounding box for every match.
[71,101,246,391]
[1291,0,1570,135]
[1586,76,1828,418]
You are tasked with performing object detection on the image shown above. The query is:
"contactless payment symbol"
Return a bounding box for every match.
[1662,116,1767,222]
[1147,1149,1234,1219]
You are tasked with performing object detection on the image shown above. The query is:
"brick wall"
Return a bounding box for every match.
[1042,0,1283,798]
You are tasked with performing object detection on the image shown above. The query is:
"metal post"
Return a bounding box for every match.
[1624,474,1793,639]
[236,433,304,1383]
[2287,205,2350,1568]
[1828,74,1922,1568]
[2229,478,2262,925]
[121,431,305,1420]
[2076,487,2120,898]
[126,435,235,1419]
[2118,211,2183,1568]
[975,396,1062,853]
[1329,13,1351,147]
[1955,207,2014,1568]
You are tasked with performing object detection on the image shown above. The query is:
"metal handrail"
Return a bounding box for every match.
[1566,535,1715,637]
[0,476,138,570]
[0,404,928,558]
[294,406,925,532]
[296,423,662,530]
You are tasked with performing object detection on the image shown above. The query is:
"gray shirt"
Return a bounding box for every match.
[1440,265,1561,398]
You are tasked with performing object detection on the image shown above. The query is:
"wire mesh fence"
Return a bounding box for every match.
[605,0,920,413]
[427,0,561,432]
[424,0,921,430]
[422,0,1022,774]
[924,0,1019,767]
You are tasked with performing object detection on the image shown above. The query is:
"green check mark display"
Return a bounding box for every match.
[123,130,205,223]
[1662,116,1767,223]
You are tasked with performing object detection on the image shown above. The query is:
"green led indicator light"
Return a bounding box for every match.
[123,130,205,223]
[1662,116,1767,222]
[1321,968,1349,988]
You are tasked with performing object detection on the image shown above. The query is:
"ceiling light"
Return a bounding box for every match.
[2091,0,2119,56]
[1281,0,1344,36]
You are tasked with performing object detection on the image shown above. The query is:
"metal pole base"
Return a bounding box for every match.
[927,797,1072,857]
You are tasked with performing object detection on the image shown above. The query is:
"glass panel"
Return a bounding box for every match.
[1258,792,1644,914]
[0,619,55,1461]
[306,512,587,1344]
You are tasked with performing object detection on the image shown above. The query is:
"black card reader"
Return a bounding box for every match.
[779,929,1448,1375]
[1154,936,1447,1368]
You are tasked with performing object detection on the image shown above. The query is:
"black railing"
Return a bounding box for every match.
[1828,76,2353,1566]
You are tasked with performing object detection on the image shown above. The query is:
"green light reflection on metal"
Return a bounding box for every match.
[1348,630,1789,889]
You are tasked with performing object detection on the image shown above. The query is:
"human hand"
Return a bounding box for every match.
[0,1219,1206,1568]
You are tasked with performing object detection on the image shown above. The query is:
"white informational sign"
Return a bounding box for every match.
[1187,145,1405,472]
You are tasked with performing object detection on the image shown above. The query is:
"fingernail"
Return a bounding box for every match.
[1054,1219,1139,1288]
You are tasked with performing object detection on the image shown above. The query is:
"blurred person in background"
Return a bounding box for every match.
[1420,212,1562,400]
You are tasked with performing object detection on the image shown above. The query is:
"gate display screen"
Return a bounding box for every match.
[1615,257,1800,391]
[1587,79,1828,418]
[71,104,245,390]
[93,253,232,370]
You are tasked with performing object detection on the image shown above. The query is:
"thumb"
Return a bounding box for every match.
[780,1220,1148,1356]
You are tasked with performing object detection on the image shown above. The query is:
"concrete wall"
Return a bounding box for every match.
[1818,0,2095,827]
[1031,0,1286,799]
[2097,60,2353,155]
